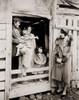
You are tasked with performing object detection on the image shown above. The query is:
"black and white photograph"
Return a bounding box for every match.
[0,0,79,100]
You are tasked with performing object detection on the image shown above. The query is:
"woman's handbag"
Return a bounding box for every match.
[62,55,68,63]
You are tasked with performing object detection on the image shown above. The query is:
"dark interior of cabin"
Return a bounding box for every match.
[12,16,49,70]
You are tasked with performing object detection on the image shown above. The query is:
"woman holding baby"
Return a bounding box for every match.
[12,18,37,76]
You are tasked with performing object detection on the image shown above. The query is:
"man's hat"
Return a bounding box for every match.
[13,18,21,23]
[61,28,69,35]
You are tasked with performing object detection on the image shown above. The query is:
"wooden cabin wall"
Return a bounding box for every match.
[0,0,79,99]
[0,0,12,100]
[0,0,7,99]
[52,7,79,88]
[43,0,79,88]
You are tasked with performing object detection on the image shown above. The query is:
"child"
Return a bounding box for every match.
[34,47,47,81]
[16,29,38,56]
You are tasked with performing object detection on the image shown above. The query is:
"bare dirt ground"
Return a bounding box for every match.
[11,88,79,100]
[50,88,79,100]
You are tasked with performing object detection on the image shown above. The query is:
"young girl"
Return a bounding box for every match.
[34,47,47,81]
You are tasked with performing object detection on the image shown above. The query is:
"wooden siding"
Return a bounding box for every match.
[0,92,5,100]
[0,82,5,90]
[10,82,50,99]
[0,72,5,81]
[0,60,6,69]
[54,11,79,87]
[0,0,79,100]
[0,0,8,23]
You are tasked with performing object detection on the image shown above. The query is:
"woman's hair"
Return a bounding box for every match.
[35,46,43,53]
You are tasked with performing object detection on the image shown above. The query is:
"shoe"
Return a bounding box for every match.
[61,92,66,98]
[52,91,57,95]
[51,88,57,95]
[61,94,66,98]
[57,89,63,94]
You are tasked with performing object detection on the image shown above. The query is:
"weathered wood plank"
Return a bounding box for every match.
[50,0,57,84]
[11,74,49,84]
[0,40,6,44]
[72,19,77,72]
[0,24,6,30]
[56,8,79,16]
[0,72,5,81]
[55,25,79,31]
[0,60,6,69]
[77,32,79,76]
[0,82,5,90]
[0,42,6,58]
[10,82,50,99]
[49,20,53,82]
[0,31,6,40]
[71,19,77,87]
[0,92,4,100]
[67,17,73,81]
[5,23,12,100]
[0,0,8,23]
[11,67,49,75]
[5,1,12,100]
[76,71,79,88]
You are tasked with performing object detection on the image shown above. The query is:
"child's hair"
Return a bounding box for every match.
[38,47,42,50]
[35,46,43,53]
[24,27,27,30]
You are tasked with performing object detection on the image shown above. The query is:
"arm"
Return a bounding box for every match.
[12,38,20,44]
[12,28,20,44]
[41,54,47,65]
[31,34,36,49]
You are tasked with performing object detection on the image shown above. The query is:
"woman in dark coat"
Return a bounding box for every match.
[51,28,72,96]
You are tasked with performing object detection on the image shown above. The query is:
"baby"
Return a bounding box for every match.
[16,29,38,56]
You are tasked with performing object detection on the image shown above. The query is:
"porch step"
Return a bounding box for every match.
[9,81,51,99]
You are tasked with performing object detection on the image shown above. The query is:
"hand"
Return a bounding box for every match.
[36,36,39,39]
[19,39,24,43]
[57,58,62,63]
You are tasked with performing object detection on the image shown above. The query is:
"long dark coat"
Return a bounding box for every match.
[52,38,72,84]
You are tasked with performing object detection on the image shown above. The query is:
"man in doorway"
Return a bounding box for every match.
[12,18,22,70]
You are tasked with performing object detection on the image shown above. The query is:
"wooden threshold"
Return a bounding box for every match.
[9,81,51,99]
